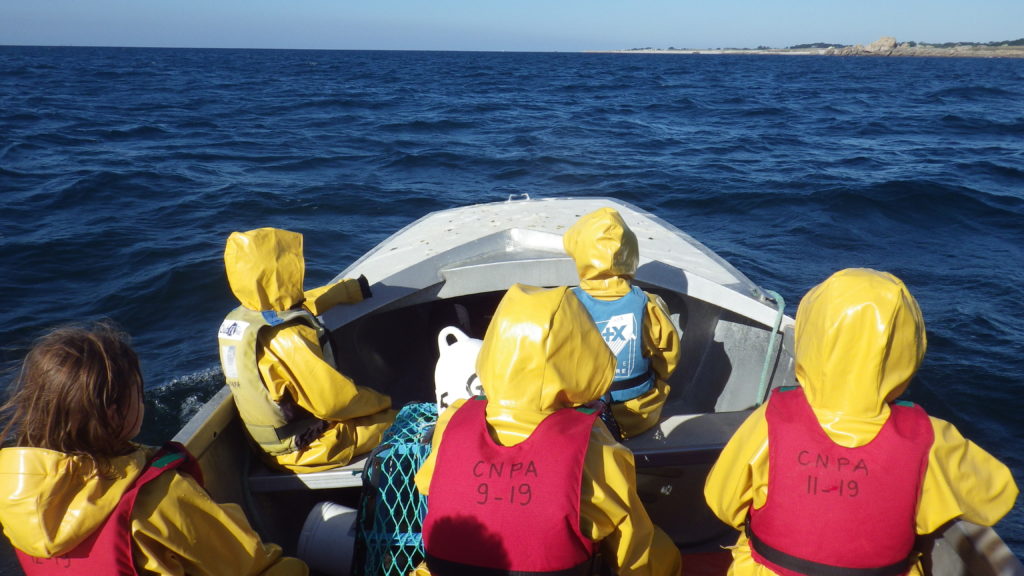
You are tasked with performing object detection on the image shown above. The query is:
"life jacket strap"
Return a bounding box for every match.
[746,518,913,576]
[425,553,593,576]
[603,371,653,403]
[149,441,204,486]
[245,416,327,453]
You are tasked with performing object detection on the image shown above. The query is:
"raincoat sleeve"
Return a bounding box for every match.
[413,399,464,496]
[580,424,682,576]
[915,417,1019,533]
[302,277,367,316]
[410,400,464,576]
[259,323,392,422]
[132,469,307,575]
[643,293,681,382]
[704,405,770,530]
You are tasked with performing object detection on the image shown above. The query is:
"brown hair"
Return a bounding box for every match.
[1,321,144,458]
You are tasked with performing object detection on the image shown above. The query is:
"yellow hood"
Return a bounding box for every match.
[795,268,927,422]
[0,447,148,557]
[563,208,639,298]
[476,284,615,415]
[225,228,305,312]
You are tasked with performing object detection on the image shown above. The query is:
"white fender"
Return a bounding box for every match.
[297,501,357,576]
[434,326,483,414]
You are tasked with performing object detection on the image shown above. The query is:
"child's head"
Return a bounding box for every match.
[794,268,926,417]
[563,207,639,297]
[476,284,615,413]
[1,321,145,457]
[224,227,306,312]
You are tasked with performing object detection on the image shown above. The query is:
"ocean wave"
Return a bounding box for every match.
[141,367,225,444]
[92,124,172,140]
[801,181,1023,232]
[378,118,478,134]
[926,85,1019,101]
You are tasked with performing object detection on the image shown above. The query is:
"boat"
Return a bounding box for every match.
[174,196,1023,576]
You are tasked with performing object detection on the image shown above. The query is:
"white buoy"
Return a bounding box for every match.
[297,501,358,576]
[434,326,483,414]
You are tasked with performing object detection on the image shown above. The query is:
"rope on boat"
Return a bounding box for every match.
[756,290,785,406]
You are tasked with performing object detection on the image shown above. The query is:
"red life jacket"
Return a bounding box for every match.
[748,387,933,576]
[422,397,598,576]
[16,442,203,576]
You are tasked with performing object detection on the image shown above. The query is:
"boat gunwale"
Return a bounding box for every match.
[324,196,793,331]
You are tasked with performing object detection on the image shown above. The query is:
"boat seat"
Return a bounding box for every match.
[627,410,752,467]
[247,455,368,492]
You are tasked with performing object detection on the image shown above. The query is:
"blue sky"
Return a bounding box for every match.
[2,1,1022,51]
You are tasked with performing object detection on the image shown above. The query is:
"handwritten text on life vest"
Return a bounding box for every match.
[798,450,868,498]
[474,460,536,506]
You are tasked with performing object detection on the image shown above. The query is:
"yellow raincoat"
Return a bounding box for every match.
[704,268,1019,576]
[413,284,682,576]
[0,445,306,575]
[563,207,681,437]
[223,228,395,473]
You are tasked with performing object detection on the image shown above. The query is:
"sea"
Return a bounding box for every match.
[1,46,1022,565]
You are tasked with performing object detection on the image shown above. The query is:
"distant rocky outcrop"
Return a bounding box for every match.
[827,36,897,55]
[597,37,1024,58]
[825,36,1024,58]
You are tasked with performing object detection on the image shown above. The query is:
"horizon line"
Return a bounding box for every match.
[3,36,1023,53]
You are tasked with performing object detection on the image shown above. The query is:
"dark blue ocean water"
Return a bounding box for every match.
[1,46,1022,559]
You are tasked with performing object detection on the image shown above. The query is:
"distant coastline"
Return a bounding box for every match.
[592,37,1024,58]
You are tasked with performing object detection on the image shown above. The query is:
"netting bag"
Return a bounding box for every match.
[353,402,437,576]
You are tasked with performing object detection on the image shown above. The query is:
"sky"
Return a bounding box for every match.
[2,0,1022,52]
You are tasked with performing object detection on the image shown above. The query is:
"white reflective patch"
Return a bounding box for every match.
[600,313,637,356]
[218,319,248,341]
[221,346,238,379]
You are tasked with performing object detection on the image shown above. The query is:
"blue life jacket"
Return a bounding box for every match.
[572,286,653,403]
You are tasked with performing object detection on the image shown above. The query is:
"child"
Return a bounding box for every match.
[0,322,307,575]
[704,268,1019,576]
[563,207,681,438]
[413,284,682,576]
[218,227,395,473]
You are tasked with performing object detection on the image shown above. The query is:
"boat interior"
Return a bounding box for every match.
[179,277,798,574]
[178,281,1023,576]
[331,280,795,549]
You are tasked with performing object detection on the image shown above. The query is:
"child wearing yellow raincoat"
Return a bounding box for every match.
[0,322,306,575]
[704,268,1019,576]
[563,207,681,438]
[218,227,395,473]
[412,284,682,576]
